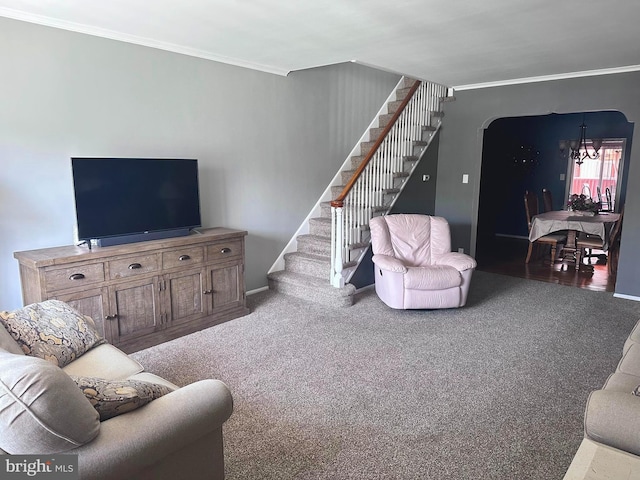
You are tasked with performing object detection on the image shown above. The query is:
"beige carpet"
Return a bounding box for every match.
[131,271,640,479]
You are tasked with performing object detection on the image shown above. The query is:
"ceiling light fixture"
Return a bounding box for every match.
[564,116,602,166]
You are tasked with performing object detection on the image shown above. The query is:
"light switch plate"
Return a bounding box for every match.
[462,174,469,184]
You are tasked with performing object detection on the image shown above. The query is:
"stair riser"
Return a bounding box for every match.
[396,86,412,101]
[284,254,330,279]
[351,156,365,169]
[387,100,404,114]
[297,237,332,256]
[309,219,332,237]
[331,185,345,199]
[267,277,353,307]
[341,170,356,184]
[320,202,331,217]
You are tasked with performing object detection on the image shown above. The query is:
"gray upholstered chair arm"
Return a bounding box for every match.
[372,254,408,273]
[434,252,477,271]
[73,379,233,480]
[585,390,640,456]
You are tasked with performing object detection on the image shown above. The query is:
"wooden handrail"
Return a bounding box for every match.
[330,79,422,208]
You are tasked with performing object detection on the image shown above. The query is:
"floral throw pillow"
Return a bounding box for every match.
[0,300,106,367]
[70,376,174,421]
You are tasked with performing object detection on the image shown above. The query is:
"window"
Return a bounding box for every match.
[567,139,624,211]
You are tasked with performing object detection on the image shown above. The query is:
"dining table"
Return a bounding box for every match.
[529,210,621,270]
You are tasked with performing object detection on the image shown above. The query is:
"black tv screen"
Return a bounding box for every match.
[72,158,202,243]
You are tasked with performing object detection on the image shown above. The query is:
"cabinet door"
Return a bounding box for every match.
[108,276,161,345]
[52,287,111,342]
[164,268,207,326]
[207,262,244,312]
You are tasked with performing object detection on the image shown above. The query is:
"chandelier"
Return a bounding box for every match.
[560,117,602,166]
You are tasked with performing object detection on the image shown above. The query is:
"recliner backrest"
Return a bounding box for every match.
[370,214,452,267]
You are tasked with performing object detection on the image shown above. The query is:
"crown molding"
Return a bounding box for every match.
[0,7,290,76]
[453,64,640,91]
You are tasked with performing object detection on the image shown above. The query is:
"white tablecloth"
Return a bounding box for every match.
[529,211,620,251]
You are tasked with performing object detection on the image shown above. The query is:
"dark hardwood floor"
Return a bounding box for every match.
[475,236,616,292]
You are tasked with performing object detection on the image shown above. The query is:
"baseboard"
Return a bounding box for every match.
[613,292,640,302]
[247,286,270,296]
[495,233,529,240]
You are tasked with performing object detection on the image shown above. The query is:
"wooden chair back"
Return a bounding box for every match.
[542,188,553,212]
[608,206,624,275]
[606,187,613,211]
[524,190,539,232]
[609,206,624,246]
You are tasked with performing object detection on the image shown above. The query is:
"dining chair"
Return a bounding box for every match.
[575,232,604,269]
[542,188,553,212]
[581,184,592,199]
[524,190,566,266]
[575,207,624,272]
[597,186,613,212]
[606,207,624,275]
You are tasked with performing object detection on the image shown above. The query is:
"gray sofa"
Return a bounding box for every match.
[564,319,640,479]
[0,300,233,480]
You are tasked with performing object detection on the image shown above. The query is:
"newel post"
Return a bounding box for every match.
[330,202,345,288]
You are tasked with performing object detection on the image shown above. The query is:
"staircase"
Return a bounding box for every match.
[267,77,452,307]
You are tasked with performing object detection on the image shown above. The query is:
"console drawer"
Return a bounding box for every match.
[109,254,159,280]
[44,263,105,292]
[207,239,242,261]
[162,246,204,270]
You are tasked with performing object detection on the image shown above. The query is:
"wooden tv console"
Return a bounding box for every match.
[14,228,249,353]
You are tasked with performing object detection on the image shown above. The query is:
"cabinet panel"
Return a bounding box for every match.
[52,287,110,341]
[165,269,207,325]
[109,277,161,343]
[210,263,242,310]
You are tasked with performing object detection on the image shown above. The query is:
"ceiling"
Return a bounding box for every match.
[2,0,640,89]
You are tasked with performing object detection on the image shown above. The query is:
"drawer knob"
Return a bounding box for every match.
[128,263,142,270]
[104,314,118,320]
[178,255,191,261]
[203,289,213,295]
[220,247,231,254]
[69,273,85,280]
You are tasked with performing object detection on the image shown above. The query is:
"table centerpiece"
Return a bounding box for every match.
[567,193,601,216]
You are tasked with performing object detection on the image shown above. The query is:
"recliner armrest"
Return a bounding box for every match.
[585,389,640,456]
[434,252,477,271]
[73,379,233,480]
[372,254,407,273]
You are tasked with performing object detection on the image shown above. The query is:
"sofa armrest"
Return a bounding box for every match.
[73,379,233,480]
[372,254,407,273]
[434,252,477,271]
[585,389,640,456]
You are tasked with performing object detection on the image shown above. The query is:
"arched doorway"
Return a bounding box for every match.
[475,111,633,291]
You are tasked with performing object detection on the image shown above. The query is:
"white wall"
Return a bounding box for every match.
[0,17,401,309]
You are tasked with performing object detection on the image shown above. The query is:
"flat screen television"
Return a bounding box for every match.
[71,157,202,247]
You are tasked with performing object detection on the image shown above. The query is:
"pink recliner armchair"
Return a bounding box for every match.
[369,214,477,309]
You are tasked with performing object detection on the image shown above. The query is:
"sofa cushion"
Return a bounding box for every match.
[0,300,105,367]
[405,265,462,290]
[62,343,144,380]
[0,324,24,355]
[70,376,173,421]
[0,350,100,454]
